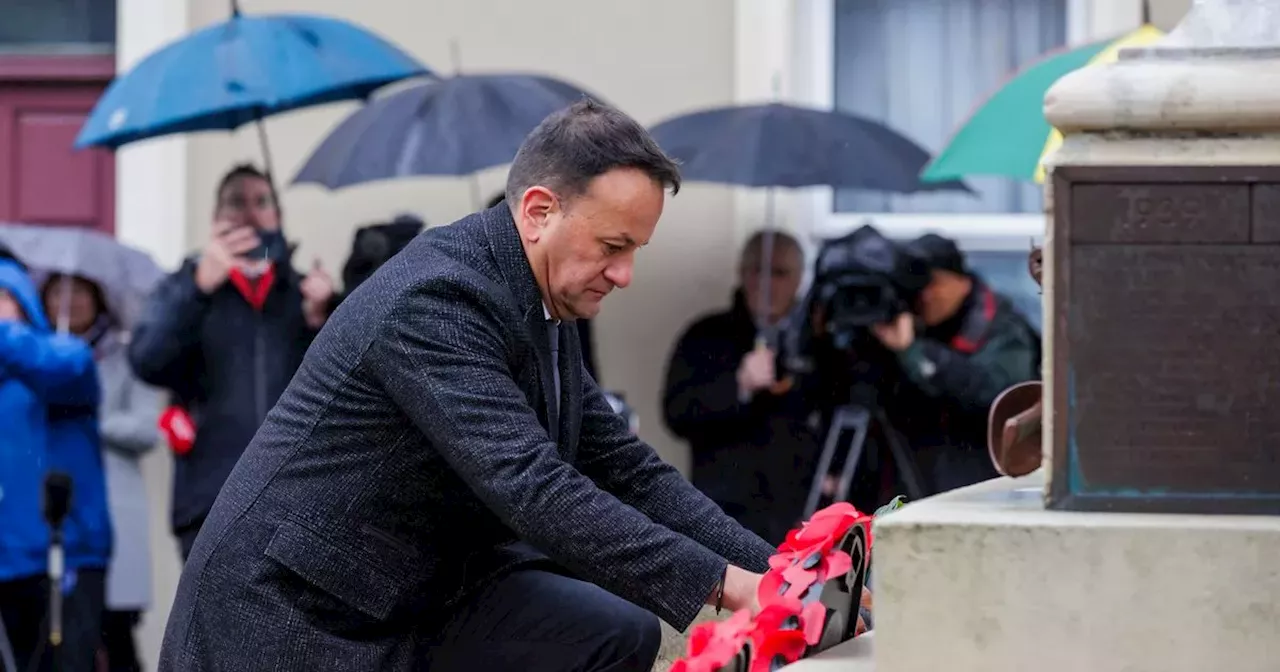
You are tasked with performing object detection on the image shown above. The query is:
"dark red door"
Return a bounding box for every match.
[0,75,115,233]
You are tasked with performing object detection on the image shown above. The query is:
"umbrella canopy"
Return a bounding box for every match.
[74,11,428,150]
[0,224,164,329]
[292,73,602,189]
[919,24,1165,185]
[648,102,972,194]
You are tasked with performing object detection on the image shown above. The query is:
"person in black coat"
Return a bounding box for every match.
[663,231,822,544]
[128,164,337,560]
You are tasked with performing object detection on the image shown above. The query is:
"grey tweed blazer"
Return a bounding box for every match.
[157,204,774,671]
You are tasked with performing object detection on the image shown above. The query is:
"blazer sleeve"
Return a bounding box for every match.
[581,367,776,572]
[366,279,730,630]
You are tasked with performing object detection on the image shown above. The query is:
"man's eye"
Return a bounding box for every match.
[603,243,624,255]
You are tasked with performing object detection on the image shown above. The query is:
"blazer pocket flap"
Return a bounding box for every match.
[264,518,401,621]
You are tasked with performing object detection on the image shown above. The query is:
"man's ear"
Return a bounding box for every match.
[516,187,557,242]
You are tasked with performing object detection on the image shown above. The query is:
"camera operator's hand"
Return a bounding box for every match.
[873,313,916,352]
[737,343,777,399]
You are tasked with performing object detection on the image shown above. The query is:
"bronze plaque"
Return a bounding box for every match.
[1050,166,1280,514]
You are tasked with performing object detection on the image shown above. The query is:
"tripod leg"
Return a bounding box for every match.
[804,408,852,519]
[832,408,871,504]
[876,411,928,500]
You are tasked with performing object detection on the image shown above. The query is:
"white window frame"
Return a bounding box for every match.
[788,0,1108,249]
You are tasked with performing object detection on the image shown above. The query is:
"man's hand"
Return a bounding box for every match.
[713,565,763,614]
[195,220,260,294]
[736,344,777,399]
[300,259,336,329]
[872,313,915,352]
[855,586,873,635]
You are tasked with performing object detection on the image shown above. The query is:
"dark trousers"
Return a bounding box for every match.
[417,569,661,672]
[0,568,105,672]
[100,610,142,672]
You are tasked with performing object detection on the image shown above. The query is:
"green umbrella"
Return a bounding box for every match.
[920,24,1164,185]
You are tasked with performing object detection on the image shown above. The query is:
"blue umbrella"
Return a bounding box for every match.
[74,6,428,182]
[292,73,602,191]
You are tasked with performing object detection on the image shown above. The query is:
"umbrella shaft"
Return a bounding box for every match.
[755,190,777,345]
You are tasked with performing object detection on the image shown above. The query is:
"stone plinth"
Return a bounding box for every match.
[1040,0,1280,511]
[872,474,1280,672]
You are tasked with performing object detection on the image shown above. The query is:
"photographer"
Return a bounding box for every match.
[663,231,820,544]
[873,234,1040,494]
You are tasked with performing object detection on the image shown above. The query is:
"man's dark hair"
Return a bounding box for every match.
[215,163,270,203]
[486,192,506,209]
[504,98,681,208]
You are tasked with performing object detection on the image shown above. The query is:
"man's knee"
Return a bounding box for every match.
[590,599,661,671]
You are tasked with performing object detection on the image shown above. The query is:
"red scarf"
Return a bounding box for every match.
[227,264,277,311]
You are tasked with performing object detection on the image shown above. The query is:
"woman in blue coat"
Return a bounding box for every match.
[0,254,106,672]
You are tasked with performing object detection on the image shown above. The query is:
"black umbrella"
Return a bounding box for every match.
[649,102,971,192]
[292,71,604,204]
[649,102,972,341]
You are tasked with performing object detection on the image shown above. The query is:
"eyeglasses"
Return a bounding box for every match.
[219,192,276,212]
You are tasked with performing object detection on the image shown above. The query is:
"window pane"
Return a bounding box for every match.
[0,0,116,48]
[832,0,1066,214]
[964,250,1042,334]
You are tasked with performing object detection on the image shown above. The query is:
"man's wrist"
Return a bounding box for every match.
[717,564,761,613]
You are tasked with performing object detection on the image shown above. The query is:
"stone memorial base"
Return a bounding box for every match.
[871,473,1280,671]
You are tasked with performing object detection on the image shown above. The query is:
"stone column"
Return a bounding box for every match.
[870,2,1280,669]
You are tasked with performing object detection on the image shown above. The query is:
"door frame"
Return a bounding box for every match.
[0,53,116,232]
[0,54,114,82]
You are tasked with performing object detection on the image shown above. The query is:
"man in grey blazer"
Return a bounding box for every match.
[157,99,777,672]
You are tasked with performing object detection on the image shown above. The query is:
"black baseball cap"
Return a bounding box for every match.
[904,233,965,275]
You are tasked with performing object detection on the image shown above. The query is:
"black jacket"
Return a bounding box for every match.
[662,291,821,537]
[128,248,316,533]
[157,205,774,671]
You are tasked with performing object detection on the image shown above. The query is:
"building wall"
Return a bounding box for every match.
[120,0,1192,666]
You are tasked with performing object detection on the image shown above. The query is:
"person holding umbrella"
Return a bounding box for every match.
[662,230,820,545]
[41,271,164,672]
[129,164,337,561]
[0,248,103,672]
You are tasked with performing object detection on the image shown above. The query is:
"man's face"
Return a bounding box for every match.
[517,168,664,320]
[916,270,965,327]
[216,175,279,232]
[741,242,803,324]
[0,289,24,323]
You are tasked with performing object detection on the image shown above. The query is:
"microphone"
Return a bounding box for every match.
[42,472,73,650]
[42,471,73,532]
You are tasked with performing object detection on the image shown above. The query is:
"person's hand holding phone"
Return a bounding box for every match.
[195,219,261,294]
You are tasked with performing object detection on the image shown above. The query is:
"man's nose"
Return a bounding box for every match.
[604,259,633,289]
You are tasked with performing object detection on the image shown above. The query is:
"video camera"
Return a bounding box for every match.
[796,224,932,352]
[788,225,936,511]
